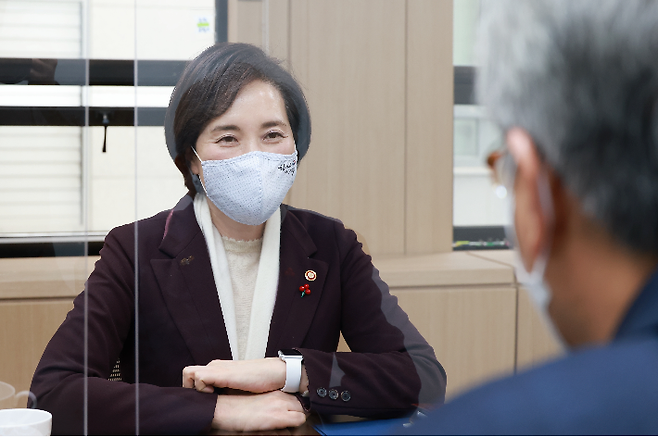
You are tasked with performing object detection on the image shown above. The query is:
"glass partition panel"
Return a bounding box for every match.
[0,0,216,433]
[0,2,90,422]
[5,1,456,433]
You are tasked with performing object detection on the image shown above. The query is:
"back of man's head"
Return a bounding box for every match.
[478,0,658,256]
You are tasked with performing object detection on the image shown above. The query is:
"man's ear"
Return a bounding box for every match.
[506,128,549,273]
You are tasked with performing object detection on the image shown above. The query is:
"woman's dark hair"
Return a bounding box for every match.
[164,43,311,195]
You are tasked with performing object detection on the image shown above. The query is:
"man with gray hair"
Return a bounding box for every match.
[396,0,658,434]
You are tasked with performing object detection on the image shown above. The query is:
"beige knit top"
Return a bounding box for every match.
[221,235,263,361]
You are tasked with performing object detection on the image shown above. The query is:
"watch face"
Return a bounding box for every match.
[279,349,301,357]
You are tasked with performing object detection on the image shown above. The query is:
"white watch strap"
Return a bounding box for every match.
[280,355,303,393]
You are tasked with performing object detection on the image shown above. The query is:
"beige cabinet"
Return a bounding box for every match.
[468,250,565,373]
[0,257,97,401]
[375,250,563,400]
[395,286,517,398]
[0,300,74,399]
[0,251,562,405]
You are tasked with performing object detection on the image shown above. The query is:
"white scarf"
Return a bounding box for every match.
[193,193,281,360]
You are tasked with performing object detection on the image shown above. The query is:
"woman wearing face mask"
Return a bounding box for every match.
[30,43,446,435]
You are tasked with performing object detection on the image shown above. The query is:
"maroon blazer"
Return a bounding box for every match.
[31,195,446,435]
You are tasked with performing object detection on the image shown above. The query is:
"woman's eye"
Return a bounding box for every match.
[217,135,237,145]
[264,131,285,141]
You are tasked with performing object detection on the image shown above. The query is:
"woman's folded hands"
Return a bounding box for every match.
[182,358,308,431]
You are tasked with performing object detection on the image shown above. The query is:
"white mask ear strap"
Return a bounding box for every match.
[192,147,202,162]
[190,147,209,195]
[533,168,554,275]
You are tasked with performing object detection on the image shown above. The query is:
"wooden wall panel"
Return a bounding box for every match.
[268,0,289,62]
[230,0,454,256]
[236,0,263,47]
[228,0,239,42]
[405,0,454,254]
[207,1,560,407]
[394,286,517,400]
[0,299,74,402]
[286,0,407,256]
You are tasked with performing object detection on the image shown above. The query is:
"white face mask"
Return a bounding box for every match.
[502,171,568,349]
[193,148,298,226]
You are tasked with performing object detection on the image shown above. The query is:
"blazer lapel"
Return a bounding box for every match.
[151,195,232,364]
[266,207,329,357]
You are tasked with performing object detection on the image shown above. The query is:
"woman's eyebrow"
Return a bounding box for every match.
[261,120,288,129]
[210,124,240,133]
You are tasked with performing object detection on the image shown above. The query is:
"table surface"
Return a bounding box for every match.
[209,414,323,436]
[210,422,317,436]
[209,414,381,436]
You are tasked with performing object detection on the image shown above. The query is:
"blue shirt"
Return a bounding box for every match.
[394,268,658,435]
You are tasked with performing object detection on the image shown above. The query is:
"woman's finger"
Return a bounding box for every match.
[182,366,198,388]
[286,411,307,427]
[183,366,214,392]
[267,410,306,430]
[195,377,210,393]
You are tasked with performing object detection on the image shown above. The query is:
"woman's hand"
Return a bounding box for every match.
[212,391,307,431]
[183,358,287,394]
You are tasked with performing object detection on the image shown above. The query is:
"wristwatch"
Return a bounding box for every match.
[278,349,303,393]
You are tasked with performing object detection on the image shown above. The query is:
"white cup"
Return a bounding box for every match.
[0,408,52,436]
[0,382,36,410]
